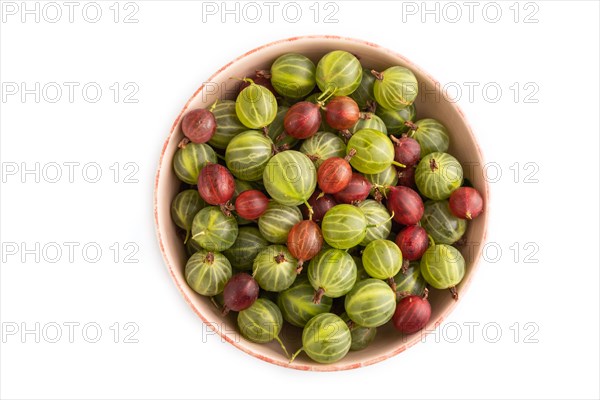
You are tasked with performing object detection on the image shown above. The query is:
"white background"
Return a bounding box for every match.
[1,1,599,399]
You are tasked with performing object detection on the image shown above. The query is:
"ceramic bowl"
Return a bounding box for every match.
[154,35,489,371]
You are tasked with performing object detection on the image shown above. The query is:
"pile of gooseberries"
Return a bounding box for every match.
[171,50,484,365]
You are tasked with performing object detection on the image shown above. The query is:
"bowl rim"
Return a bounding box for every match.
[154,35,489,372]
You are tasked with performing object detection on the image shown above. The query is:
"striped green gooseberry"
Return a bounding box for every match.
[225,130,273,181]
[415,152,463,200]
[346,128,404,174]
[290,313,351,364]
[420,243,466,300]
[421,200,467,245]
[237,298,290,357]
[236,79,278,129]
[270,53,316,99]
[185,250,232,296]
[263,150,317,209]
[170,189,206,243]
[252,245,298,292]
[372,66,418,110]
[345,278,396,328]
[191,206,238,252]
[316,50,362,97]
[173,142,217,184]
[258,201,303,244]
[277,275,333,328]
[308,248,357,304]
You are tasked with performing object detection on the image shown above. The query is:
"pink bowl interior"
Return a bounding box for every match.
[154,36,489,371]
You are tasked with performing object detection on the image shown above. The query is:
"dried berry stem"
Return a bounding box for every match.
[359,112,372,120]
[345,148,357,161]
[313,287,325,304]
[365,100,377,113]
[274,252,287,264]
[220,201,234,217]
[401,259,410,274]
[204,252,215,264]
[339,130,353,141]
[450,286,459,300]
[178,137,190,149]
[387,277,397,292]
[296,261,304,274]
[405,121,418,131]
[255,69,271,79]
[422,288,429,300]
[371,69,384,81]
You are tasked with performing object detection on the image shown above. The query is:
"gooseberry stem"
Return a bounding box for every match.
[178,137,190,149]
[191,231,206,240]
[422,287,429,300]
[339,130,353,141]
[256,69,271,79]
[427,235,436,248]
[390,135,401,145]
[313,287,325,304]
[401,259,410,274]
[391,161,407,168]
[366,211,394,228]
[371,69,384,80]
[304,200,314,221]
[184,229,190,244]
[387,277,397,292]
[317,87,336,104]
[296,261,304,274]
[220,202,234,217]
[450,286,459,300]
[209,296,221,311]
[345,148,357,161]
[365,100,377,113]
[405,121,418,132]
[274,335,291,359]
[289,347,304,363]
[209,99,218,112]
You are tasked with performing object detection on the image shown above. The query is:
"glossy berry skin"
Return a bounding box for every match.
[301,191,337,222]
[197,163,235,207]
[386,186,424,226]
[287,220,323,271]
[393,136,421,167]
[392,294,431,334]
[449,187,484,220]
[325,96,360,130]
[182,108,217,144]
[317,157,352,194]
[235,190,269,220]
[333,173,372,204]
[284,101,322,139]
[395,225,429,261]
[222,273,259,313]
